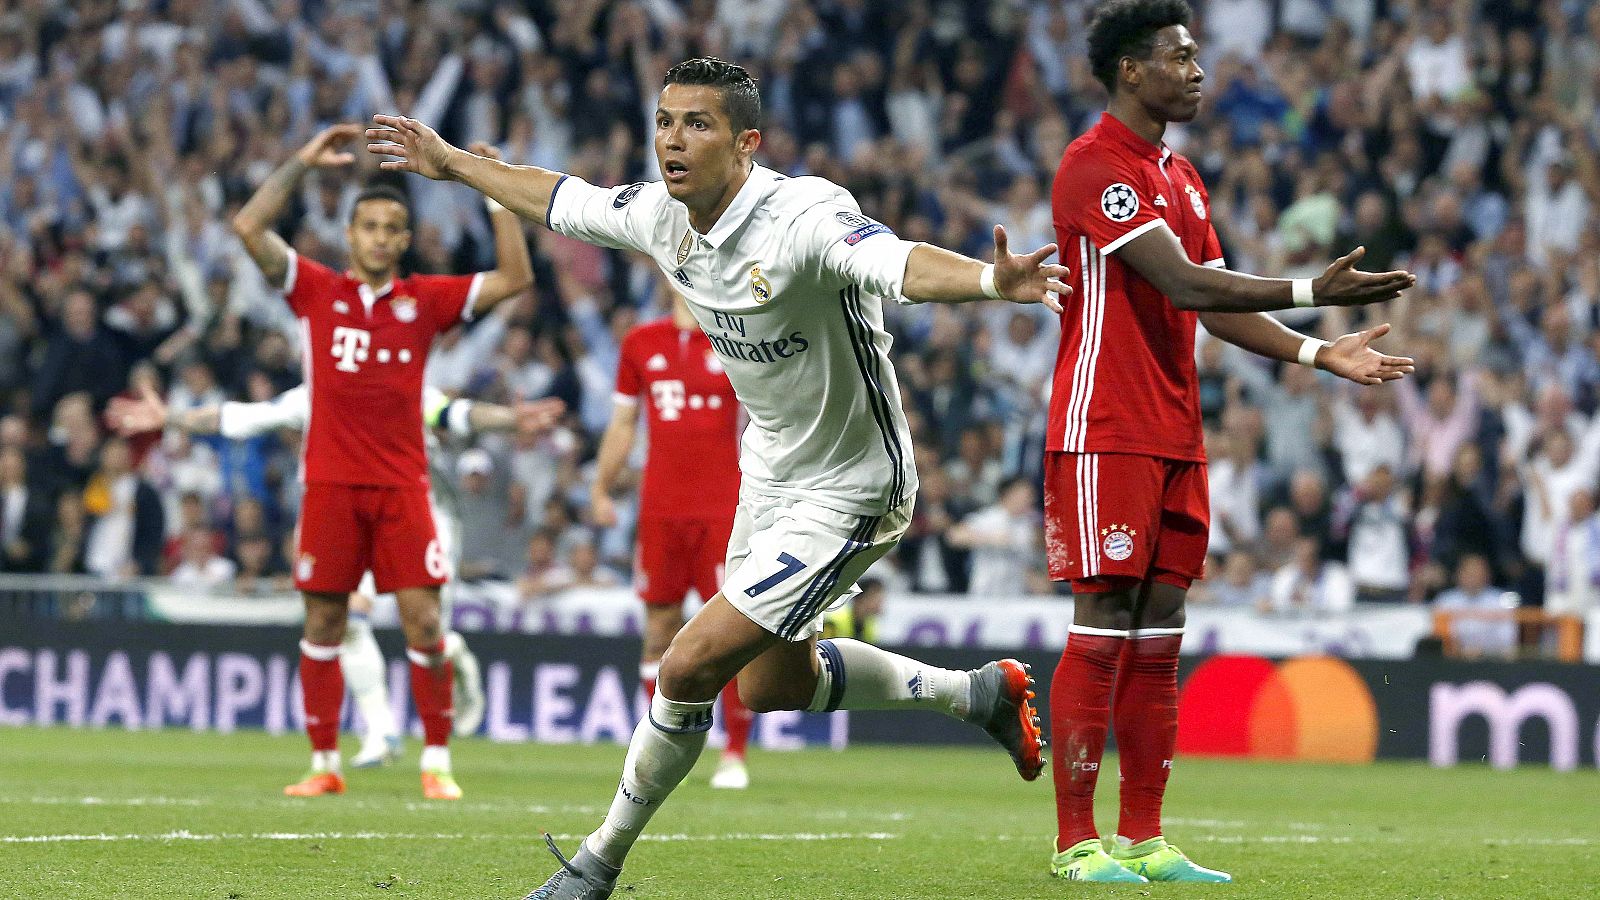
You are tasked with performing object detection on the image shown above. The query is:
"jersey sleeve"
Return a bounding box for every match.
[411,273,484,332]
[791,202,918,301]
[282,250,339,316]
[546,176,656,253]
[1201,224,1225,269]
[613,332,643,406]
[1056,153,1165,256]
[219,385,309,439]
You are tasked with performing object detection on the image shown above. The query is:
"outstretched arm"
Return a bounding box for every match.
[107,384,219,435]
[367,116,565,226]
[589,399,640,528]
[464,142,536,316]
[231,124,363,289]
[1200,313,1415,386]
[1118,225,1415,313]
[902,226,1068,313]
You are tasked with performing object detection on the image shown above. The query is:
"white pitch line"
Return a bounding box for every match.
[2,830,901,845]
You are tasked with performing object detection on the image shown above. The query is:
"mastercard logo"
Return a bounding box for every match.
[1176,655,1378,763]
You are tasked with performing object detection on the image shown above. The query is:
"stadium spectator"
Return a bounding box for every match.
[948,477,1044,597]
[170,527,238,589]
[0,445,50,573]
[1433,554,1517,659]
[1192,550,1269,607]
[1335,463,1411,603]
[81,437,164,579]
[1265,537,1356,616]
[455,448,526,580]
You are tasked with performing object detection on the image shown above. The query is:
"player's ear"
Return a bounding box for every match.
[737,127,761,157]
[1120,55,1141,91]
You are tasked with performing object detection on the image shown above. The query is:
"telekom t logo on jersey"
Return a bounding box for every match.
[651,380,686,420]
[331,326,371,372]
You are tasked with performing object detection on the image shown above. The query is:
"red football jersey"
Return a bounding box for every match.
[614,319,741,519]
[286,252,481,486]
[1048,113,1224,462]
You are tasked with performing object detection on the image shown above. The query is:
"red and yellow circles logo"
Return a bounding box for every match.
[1177,655,1378,763]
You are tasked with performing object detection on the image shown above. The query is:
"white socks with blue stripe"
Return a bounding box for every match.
[588,690,714,868]
[806,638,972,719]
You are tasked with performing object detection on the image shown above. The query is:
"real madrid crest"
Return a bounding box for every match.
[1100,523,1137,562]
[749,265,772,304]
[676,230,693,267]
[391,295,418,322]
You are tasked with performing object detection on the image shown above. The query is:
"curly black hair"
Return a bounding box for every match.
[663,57,762,134]
[1086,0,1194,93]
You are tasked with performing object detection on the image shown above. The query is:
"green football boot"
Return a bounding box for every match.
[1111,836,1232,883]
[1051,838,1150,883]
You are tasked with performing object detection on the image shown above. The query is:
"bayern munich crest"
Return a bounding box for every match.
[1100,523,1137,562]
[391,296,418,322]
[1186,183,1207,220]
[1101,183,1139,222]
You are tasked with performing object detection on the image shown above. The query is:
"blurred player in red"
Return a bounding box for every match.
[591,285,754,789]
[1044,0,1418,883]
[231,126,532,799]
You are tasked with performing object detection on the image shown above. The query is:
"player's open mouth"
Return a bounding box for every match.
[664,160,689,182]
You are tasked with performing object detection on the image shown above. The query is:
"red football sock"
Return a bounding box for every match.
[407,640,454,747]
[299,640,344,752]
[1050,630,1125,851]
[1113,633,1183,844]
[720,679,753,758]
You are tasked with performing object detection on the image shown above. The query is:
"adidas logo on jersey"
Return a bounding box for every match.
[646,353,669,371]
[1153,195,1168,207]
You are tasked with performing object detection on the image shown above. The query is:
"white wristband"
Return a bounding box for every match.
[979,263,1003,300]
[485,196,506,214]
[1297,337,1327,368]
[1292,278,1315,308]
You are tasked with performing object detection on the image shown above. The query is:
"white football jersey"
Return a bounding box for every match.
[549,165,921,517]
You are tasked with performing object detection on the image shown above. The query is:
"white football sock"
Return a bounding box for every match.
[586,691,713,868]
[341,616,396,741]
[419,744,451,773]
[806,638,972,719]
[312,749,341,773]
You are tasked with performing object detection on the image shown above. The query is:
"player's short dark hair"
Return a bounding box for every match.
[350,184,411,226]
[1087,0,1193,93]
[662,57,761,134]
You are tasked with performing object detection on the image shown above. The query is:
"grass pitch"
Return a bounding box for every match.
[1,727,1594,899]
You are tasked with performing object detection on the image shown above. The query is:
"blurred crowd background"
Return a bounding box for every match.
[1,0,1598,657]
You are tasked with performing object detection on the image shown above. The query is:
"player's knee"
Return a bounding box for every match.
[656,645,726,702]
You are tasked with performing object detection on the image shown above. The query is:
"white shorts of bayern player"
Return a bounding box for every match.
[721,489,913,641]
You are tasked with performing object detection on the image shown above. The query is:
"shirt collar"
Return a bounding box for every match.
[1097,112,1169,162]
[698,164,779,249]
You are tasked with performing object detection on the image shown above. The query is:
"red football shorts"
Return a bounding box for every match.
[1043,451,1210,592]
[634,515,734,606]
[295,483,447,594]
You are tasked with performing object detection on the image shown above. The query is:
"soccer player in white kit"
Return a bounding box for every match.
[368,58,1071,899]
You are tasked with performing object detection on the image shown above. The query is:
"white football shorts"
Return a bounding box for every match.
[721,488,912,641]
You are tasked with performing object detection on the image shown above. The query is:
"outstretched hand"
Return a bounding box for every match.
[991,225,1069,314]
[296,124,363,169]
[1317,323,1415,386]
[1312,247,1416,307]
[366,115,461,181]
[515,398,566,437]
[106,383,169,435]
